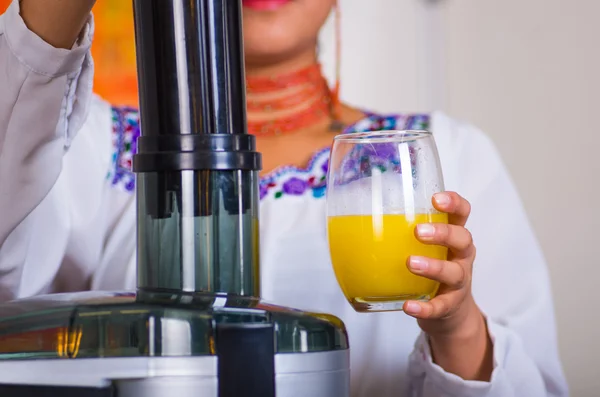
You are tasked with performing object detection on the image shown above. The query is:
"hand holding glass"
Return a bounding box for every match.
[326,130,448,312]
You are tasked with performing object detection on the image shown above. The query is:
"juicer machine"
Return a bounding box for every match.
[0,1,349,396]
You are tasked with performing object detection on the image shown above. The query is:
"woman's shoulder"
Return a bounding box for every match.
[430,111,497,154]
[429,111,517,208]
[430,111,507,183]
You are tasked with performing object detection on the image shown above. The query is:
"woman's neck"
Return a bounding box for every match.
[245,52,335,136]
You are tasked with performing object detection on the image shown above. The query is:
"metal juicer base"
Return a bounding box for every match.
[0,350,349,397]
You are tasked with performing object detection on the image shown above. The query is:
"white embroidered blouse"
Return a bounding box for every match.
[0,2,568,396]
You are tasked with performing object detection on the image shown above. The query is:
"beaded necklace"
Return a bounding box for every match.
[246,63,339,135]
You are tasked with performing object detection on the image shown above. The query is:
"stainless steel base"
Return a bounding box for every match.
[0,351,350,397]
[117,377,217,397]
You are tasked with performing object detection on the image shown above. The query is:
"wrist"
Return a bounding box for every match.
[428,304,486,350]
[426,299,493,381]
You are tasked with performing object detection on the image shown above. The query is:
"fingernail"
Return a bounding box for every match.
[417,224,435,238]
[409,256,429,272]
[434,193,451,206]
[405,302,422,314]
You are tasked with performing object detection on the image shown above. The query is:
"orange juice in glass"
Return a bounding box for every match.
[326,130,447,312]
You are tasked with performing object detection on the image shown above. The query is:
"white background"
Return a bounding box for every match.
[320,1,600,395]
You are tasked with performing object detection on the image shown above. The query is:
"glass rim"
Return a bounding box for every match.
[333,129,432,143]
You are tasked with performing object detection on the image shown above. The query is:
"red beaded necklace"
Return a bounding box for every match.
[245,2,342,136]
[246,63,340,136]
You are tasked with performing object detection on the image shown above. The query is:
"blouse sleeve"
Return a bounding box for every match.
[407,116,569,397]
[0,0,94,300]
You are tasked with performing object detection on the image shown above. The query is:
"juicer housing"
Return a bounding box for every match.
[0,1,349,396]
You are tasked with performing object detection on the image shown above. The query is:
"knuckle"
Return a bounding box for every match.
[438,223,451,241]
[465,228,474,244]
[463,198,472,215]
[421,302,434,318]
[434,297,451,318]
[455,264,467,289]
[450,227,474,252]
[430,259,444,277]
[463,228,474,249]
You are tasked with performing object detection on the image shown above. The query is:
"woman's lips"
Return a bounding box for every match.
[242,0,291,11]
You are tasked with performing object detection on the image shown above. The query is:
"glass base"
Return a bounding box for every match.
[350,294,432,313]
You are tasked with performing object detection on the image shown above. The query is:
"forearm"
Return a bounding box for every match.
[19,0,95,49]
[428,300,494,381]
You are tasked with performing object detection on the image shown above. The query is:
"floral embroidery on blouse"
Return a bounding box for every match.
[333,134,420,188]
[107,106,430,199]
[259,148,331,200]
[107,106,141,192]
[259,113,430,199]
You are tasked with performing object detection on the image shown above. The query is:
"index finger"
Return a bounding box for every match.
[432,192,471,227]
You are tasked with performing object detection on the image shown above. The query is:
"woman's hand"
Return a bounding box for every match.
[403,192,493,381]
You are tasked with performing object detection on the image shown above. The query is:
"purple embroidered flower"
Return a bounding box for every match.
[259,183,269,200]
[111,169,123,186]
[358,143,398,162]
[282,177,309,195]
[125,177,136,192]
[376,143,399,161]
[321,160,329,174]
[356,144,376,157]
[341,158,356,174]
[130,124,141,158]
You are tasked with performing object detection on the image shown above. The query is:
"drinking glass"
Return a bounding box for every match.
[326,130,448,313]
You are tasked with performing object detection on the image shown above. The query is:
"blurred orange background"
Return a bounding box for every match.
[0,0,139,106]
